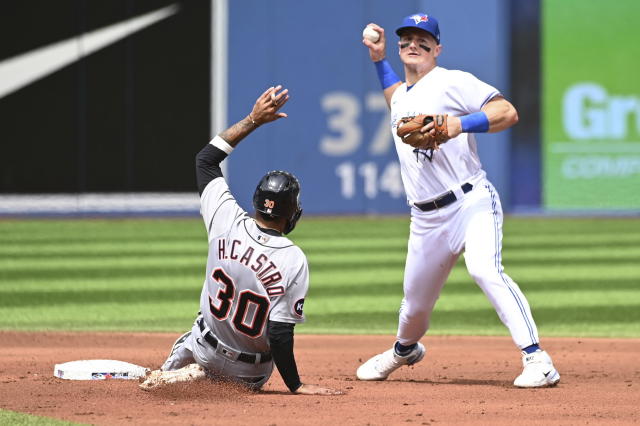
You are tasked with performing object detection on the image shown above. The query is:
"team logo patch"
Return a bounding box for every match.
[411,14,428,24]
[293,298,305,317]
[413,148,435,162]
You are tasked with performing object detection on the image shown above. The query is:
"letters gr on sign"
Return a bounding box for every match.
[563,83,639,140]
[559,83,640,179]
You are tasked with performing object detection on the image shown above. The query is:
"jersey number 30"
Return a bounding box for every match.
[209,268,270,338]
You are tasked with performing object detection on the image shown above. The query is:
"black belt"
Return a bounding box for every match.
[198,318,272,364]
[414,183,473,212]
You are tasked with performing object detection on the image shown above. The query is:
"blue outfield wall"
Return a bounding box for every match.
[226,0,512,214]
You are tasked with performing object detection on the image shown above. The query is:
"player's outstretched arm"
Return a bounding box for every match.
[362,23,402,107]
[195,85,289,194]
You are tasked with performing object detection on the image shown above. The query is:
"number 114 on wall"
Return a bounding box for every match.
[335,161,404,200]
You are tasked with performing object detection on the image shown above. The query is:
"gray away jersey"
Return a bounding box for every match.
[198,177,308,355]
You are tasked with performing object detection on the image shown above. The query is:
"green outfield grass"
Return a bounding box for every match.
[0,409,82,425]
[1,216,639,337]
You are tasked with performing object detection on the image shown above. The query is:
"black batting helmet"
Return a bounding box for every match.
[253,170,303,235]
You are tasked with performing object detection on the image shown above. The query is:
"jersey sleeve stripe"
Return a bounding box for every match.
[480,91,502,108]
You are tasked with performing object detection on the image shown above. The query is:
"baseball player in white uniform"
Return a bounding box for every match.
[356,13,560,388]
[140,86,342,396]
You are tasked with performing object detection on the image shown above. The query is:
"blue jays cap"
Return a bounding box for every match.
[395,13,440,44]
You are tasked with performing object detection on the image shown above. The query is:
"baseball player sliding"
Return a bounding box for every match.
[140,86,342,396]
[356,13,560,388]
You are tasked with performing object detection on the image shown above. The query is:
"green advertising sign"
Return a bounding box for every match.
[542,0,640,210]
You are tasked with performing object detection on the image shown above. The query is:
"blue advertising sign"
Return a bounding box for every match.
[226,0,509,214]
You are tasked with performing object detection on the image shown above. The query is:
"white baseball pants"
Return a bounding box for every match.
[397,178,540,349]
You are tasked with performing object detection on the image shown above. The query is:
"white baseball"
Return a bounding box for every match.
[362,26,380,43]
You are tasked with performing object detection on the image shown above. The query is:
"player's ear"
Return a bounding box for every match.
[433,44,442,58]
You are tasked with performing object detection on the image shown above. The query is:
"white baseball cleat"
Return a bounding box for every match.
[356,343,425,381]
[139,363,206,390]
[513,350,560,388]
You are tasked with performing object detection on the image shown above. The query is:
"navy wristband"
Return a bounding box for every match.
[460,112,490,133]
[374,59,401,90]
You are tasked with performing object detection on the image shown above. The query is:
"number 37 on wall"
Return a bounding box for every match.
[319,91,403,199]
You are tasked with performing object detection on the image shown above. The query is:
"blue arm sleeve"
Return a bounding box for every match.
[460,111,490,133]
[374,59,401,90]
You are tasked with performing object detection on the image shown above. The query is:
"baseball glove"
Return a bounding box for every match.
[396,114,450,150]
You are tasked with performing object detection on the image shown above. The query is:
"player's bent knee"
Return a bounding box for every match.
[401,306,432,321]
[464,257,502,283]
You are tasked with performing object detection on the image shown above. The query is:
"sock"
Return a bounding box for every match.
[522,344,541,354]
[394,341,417,356]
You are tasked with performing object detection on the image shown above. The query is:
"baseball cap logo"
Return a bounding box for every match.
[411,14,429,24]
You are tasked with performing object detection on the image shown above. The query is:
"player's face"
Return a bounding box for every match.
[398,29,440,66]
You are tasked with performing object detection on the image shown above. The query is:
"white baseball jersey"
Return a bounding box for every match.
[389,66,500,204]
[198,176,308,355]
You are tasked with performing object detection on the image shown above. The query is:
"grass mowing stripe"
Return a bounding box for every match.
[0,265,201,282]
[502,218,640,235]
[0,235,204,246]
[0,255,203,270]
[0,276,203,292]
[1,287,201,308]
[502,246,640,259]
[502,234,640,249]
[0,242,206,258]
[0,225,202,241]
[499,264,640,280]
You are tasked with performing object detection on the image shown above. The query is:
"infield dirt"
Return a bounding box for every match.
[1,331,638,425]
